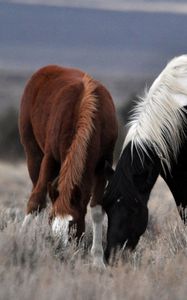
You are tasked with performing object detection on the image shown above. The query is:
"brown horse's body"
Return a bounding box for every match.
[19,65,118,253]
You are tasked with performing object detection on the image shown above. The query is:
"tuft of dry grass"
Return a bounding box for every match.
[0,161,187,300]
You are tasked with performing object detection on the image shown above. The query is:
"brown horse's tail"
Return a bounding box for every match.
[54,74,98,218]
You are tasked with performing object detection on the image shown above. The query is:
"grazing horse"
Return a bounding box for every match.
[19,65,118,267]
[103,55,187,262]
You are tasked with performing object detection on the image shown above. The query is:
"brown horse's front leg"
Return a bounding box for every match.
[51,189,88,244]
[27,153,56,214]
[68,213,86,242]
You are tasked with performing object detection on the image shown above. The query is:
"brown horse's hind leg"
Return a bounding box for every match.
[90,172,106,208]
[25,141,43,189]
[70,187,91,241]
[69,212,86,242]
[27,153,57,214]
[20,122,43,188]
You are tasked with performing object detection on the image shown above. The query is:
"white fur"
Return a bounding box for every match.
[52,215,73,245]
[123,55,187,171]
[91,205,105,269]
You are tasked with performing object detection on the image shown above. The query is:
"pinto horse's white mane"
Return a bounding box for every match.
[123,55,187,171]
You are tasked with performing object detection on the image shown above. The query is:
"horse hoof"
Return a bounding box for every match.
[92,257,106,272]
[51,215,72,246]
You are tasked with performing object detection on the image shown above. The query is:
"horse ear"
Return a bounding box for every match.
[104,161,115,180]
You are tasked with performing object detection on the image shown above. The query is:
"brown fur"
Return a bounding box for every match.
[55,74,97,217]
[19,65,118,237]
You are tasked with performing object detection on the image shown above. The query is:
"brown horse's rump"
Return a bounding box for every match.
[19,65,118,238]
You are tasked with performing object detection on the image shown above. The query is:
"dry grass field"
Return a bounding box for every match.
[0,68,186,300]
[0,161,186,300]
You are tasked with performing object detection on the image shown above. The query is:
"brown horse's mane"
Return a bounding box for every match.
[54,74,98,217]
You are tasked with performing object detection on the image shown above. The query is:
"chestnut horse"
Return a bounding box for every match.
[19,65,118,267]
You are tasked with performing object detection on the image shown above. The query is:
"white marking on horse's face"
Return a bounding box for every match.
[52,215,73,245]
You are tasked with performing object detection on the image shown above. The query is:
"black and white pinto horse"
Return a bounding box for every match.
[103,55,187,261]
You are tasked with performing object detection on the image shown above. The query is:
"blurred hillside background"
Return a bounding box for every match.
[1,0,187,159]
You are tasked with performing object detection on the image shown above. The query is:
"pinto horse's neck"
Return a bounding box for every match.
[118,56,187,211]
[105,142,161,210]
[160,126,187,221]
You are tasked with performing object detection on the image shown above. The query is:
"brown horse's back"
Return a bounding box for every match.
[20,65,84,154]
[20,65,117,163]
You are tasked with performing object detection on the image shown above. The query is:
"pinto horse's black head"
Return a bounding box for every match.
[103,142,160,262]
[104,196,148,261]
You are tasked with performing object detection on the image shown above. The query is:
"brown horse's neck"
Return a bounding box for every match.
[55,74,98,218]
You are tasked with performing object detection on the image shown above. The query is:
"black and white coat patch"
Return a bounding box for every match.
[104,55,187,262]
